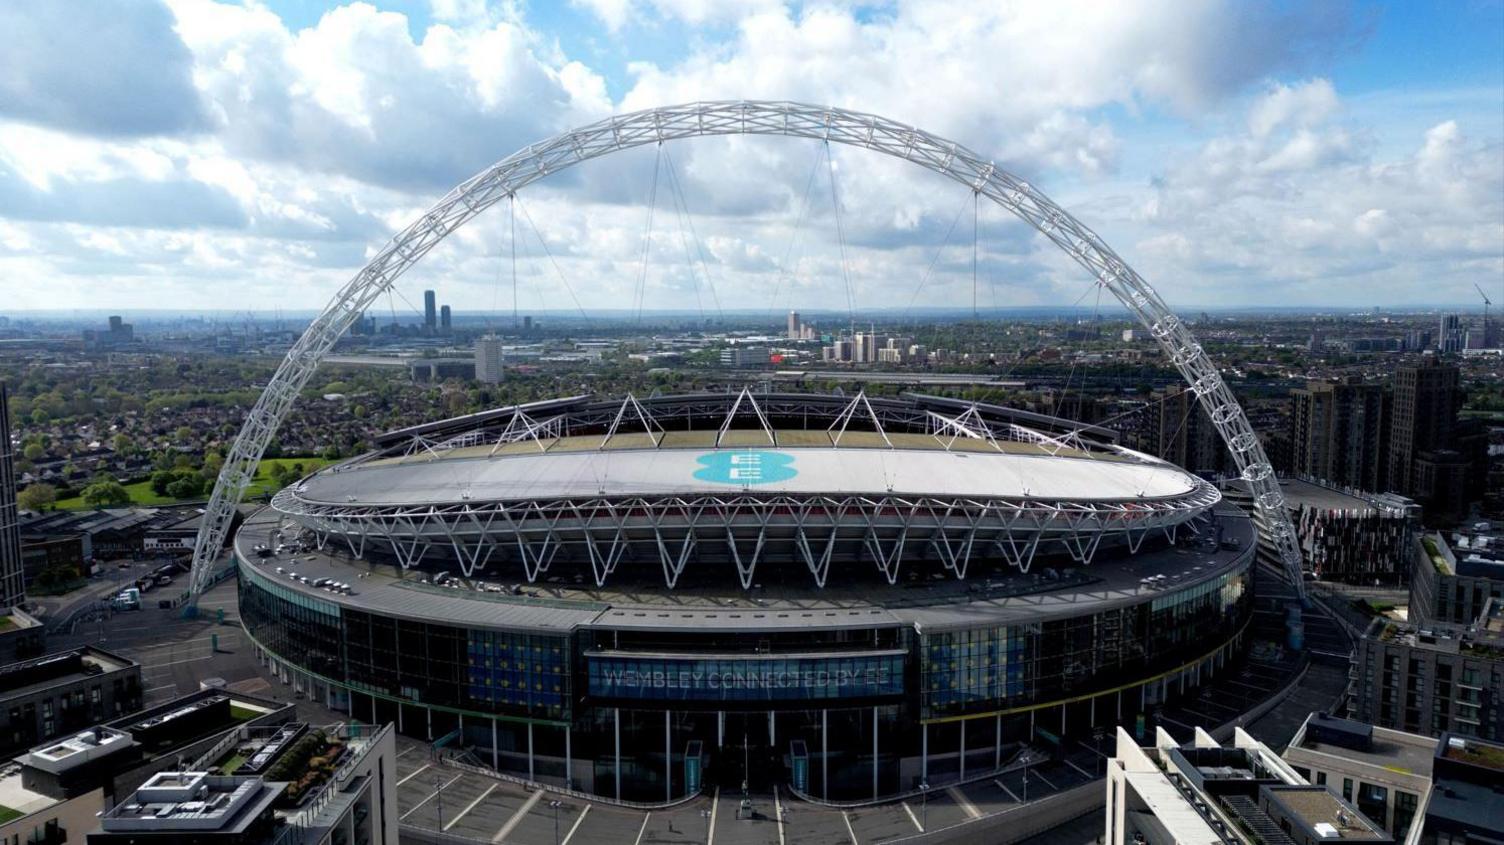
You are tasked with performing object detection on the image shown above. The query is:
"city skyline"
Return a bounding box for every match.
[0,1,1499,314]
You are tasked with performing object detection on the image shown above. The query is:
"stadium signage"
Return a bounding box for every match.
[692,450,798,485]
[586,652,903,701]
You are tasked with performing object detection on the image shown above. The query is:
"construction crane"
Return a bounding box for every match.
[1477,283,1494,347]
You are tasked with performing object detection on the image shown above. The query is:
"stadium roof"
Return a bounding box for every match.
[296,444,1199,506]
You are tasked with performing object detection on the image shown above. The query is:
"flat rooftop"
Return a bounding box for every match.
[295,436,1202,506]
[1294,733,1435,778]
[234,504,1254,634]
[0,648,137,702]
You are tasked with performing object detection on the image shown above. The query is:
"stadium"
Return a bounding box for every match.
[235,390,1256,802]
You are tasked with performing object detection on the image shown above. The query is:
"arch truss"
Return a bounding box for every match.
[189,100,1305,605]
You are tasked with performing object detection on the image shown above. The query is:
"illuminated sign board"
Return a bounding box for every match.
[586,651,904,702]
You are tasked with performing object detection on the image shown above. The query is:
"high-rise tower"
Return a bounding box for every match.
[0,382,25,610]
[424,290,438,334]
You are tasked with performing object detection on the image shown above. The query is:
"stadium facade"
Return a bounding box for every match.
[235,391,1256,802]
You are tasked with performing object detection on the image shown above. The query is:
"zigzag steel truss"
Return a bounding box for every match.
[270,478,1220,590]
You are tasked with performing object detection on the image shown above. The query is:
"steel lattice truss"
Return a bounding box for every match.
[189,100,1305,605]
[270,480,1222,590]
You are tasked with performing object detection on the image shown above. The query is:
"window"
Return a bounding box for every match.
[1393,790,1418,840]
[1314,771,1326,786]
[1342,777,1353,801]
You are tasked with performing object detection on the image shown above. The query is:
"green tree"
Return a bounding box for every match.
[166,477,203,499]
[17,483,57,513]
[150,470,177,497]
[81,480,130,508]
[22,443,45,462]
[174,426,193,443]
[111,433,133,453]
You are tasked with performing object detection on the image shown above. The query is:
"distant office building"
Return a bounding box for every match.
[81,317,135,350]
[1413,732,1504,843]
[1309,328,1326,352]
[409,358,476,383]
[522,315,533,334]
[0,646,142,758]
[1413,450,1471,525]
[1353,598,1504,742]
[1283,713,1434,840]
[1403,330,1433,352]
[1387,358,1461,501]
[440,304,452,334]
[0,605,44,663]
[1105,725,1392,845]
[1290,378,1389,492]
[1,382,24,610]
[1136,385,1224,475]
[787,310,800,339]
[1223,477,1416,584]
[1437,314,1464,354]
[423,290,437,334]
[719,345,770,367]
[474,336,504,384]
[1409,530,1504,626]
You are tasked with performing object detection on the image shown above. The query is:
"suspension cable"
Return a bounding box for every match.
[662,148,724,321]
[902,192,972,320]
[972,189,980,321]
[824,140,857,329]
[766,141,828,326]
[513,195,591,324]
[510,193,518,331]
[660,149,705,322]
[633,144,665,324]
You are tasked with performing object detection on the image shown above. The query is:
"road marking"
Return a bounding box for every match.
[560,804,590,845]
[397,763,431,787]
[399,773,463,821]
[1029,768,1057,790]
[707,787,718,845]
[995,779,1020,802]
[774,785,788,845]
[491,789,543,843]
[632,812,651,845]
[842,811,859,844]
[901,801,923,833]
[947,786,981,820]
[396,744,421,760]
[143,684,178,695]
[1065,758,1094,779]
[444,782,497,830]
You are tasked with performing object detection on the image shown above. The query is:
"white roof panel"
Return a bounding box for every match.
[297,446,1199,506]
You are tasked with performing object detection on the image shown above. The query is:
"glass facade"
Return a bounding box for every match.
[920,564,1251,718]
[239,550,1252,801]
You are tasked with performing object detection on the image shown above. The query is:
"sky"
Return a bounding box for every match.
[0,0,1500,318]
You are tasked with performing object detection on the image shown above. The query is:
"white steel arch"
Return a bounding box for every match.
[187,100,1305,606]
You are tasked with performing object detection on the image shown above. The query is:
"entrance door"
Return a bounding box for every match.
[715,712,780,791]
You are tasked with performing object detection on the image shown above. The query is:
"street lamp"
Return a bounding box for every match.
[919,780,930,832]
[549,799,563,845]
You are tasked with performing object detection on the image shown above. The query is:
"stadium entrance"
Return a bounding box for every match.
[714,712,781,792]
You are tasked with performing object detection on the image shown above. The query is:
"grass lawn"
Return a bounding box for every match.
[55,457,333,510]
[0,615,13,632]
[217,751,248,774]
[0,805,22,825]
[229,704,264,722]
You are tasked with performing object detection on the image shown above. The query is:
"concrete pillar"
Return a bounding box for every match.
[665,710,672,802]
[921,722,928,782]
[822,709,829,800]
[960,719,967,781]
[994,713,1002,770]
[614,708,622,800]
[528,722,535,781]
[872,706,880,800]
[492,719,499,769]
[565,724,572,790]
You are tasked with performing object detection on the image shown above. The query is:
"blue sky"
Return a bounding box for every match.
[0,0,1499,313]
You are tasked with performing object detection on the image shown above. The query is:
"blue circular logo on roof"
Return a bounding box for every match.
[693,451,798,485]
